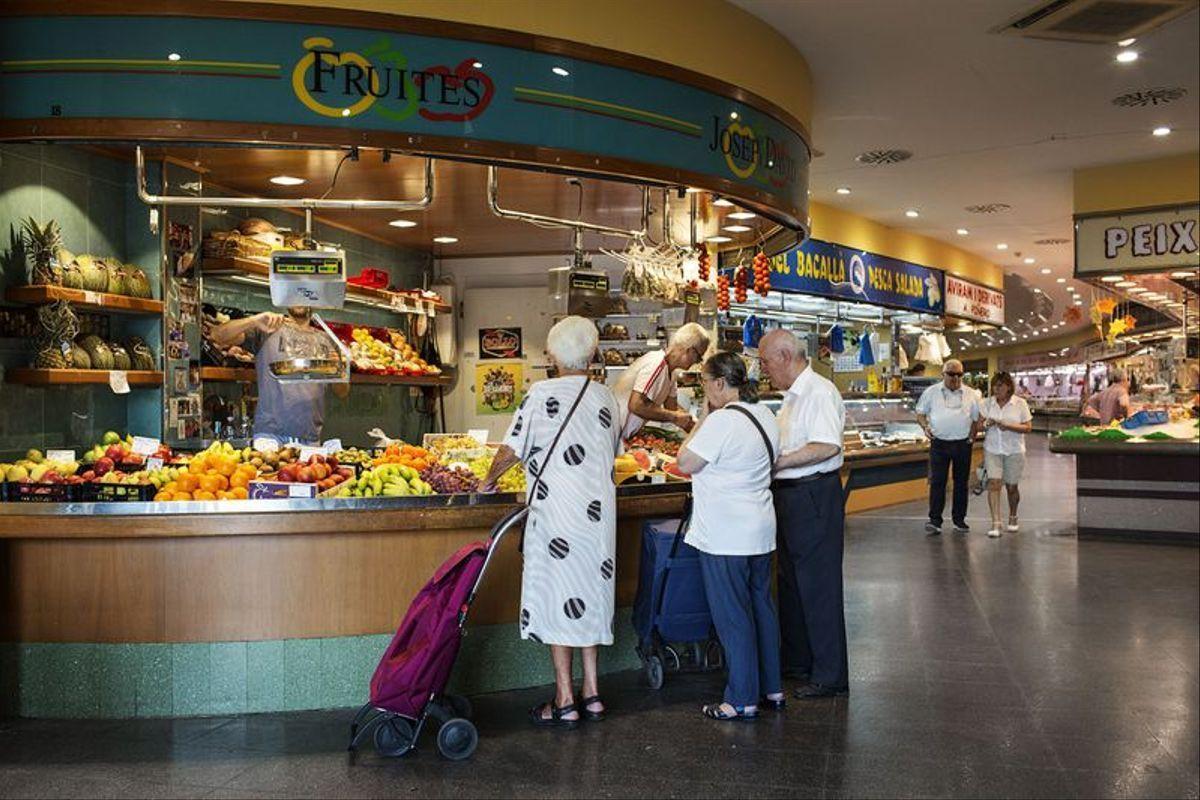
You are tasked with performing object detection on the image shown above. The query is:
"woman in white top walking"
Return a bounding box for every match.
[981,371,1033,538]
[676,352,783,721]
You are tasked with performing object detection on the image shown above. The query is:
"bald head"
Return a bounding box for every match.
[942,358,964,390]
[759,329,808,390]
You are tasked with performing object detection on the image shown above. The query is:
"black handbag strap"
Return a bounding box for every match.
[526,375,591,499]
[726,403,775,464]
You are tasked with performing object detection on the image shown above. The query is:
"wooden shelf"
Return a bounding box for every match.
[6,368,163,387]
[200,366,452,387]
[5,285,163,315]
[202,257,452,314]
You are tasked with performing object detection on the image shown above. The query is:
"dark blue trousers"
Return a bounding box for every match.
[774,472,849,688]
[698,551,782,707]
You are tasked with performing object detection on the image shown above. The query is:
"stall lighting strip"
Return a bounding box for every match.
[1,58,280,79]
[513,87,702,138]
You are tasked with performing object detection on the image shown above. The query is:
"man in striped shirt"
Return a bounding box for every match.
[612,322,711,440]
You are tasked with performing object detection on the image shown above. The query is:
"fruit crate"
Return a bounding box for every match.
[77,483,156,503]
[3,481,80,503]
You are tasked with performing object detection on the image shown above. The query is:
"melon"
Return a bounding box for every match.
[125,337,156,371]
[70,342,91,369]
[105,262,128,296]
[77,255,108,292]
[124,265,152,298]
[77,334,114,370]
[108,341,132,371]
[62,262,85,290]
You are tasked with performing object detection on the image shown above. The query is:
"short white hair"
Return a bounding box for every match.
[943,358,963,374]
[760,329,807,360]
[546,316,599,370]
[669,322,711,355]
[1110,367,1127,382]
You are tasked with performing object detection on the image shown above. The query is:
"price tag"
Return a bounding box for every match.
[288,483,316,498]
[252,436,279,453]
[47,449,76,463]
[109,370,130,394]
[298,445,324,462]
[60,341,72,357]
[131,436,161,456]
[322,439,343,454]
[146,456,164,472]
[468,428,490,446]
[83,290,102,306]
[650,473,666,485]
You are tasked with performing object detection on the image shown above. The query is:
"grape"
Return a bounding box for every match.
[419,464,480,494]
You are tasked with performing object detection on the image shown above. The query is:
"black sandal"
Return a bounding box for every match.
[580,695,606,722]
[702,702,758,722]
[529,701,580,729]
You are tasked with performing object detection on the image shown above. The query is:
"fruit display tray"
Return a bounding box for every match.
[76,483,156,503]
[2,482,79,503]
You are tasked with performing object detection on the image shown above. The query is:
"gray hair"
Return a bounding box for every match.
[760,329,807,360]
[1110,367,1127,383]
[546,316,599,370]
[669,322,711,355]
[943,358,963,374]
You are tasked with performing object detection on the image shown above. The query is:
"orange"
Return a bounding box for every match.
[197,474,220,493]
[216,458,237,477]
[174,491,193,501]
[177,474,200,493]
[230,486,249,500]
[154,490,172,501]
[193,489,216,501]
[230,472,250,489]
[215,490,230,500]
[164,481,179,493]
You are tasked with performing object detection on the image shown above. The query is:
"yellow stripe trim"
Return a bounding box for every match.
[1,58,279,70]
[514,87,701,132]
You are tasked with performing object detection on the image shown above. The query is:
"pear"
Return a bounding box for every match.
[25,449,44,464]
[29,463,50,482]
[6,465,29,482]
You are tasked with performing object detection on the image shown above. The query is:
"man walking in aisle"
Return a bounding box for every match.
[759,330,849,699]
[915,358,981,535]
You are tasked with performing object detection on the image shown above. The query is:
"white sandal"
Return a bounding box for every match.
[1006,517,1020,532]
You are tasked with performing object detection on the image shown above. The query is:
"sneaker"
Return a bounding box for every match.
[925,522,942,536]
[952,522,970,534]
[1006,517,1020,532]
[987,528,1002,538]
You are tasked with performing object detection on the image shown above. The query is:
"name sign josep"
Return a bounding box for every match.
[1075,204,1199,275]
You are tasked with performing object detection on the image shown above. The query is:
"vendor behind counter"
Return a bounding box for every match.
[612,323,711,439]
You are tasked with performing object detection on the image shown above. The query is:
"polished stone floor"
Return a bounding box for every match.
[2,437,1197,799]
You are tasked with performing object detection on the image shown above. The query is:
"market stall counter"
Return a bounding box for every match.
[0,484,688,718]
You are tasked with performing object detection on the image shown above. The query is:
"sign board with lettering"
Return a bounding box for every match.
[478,327,522,360]
[1075,204,1200,275]
[945,275,1005,326]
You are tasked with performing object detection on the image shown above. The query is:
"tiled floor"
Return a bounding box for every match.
[2,436,1197,799]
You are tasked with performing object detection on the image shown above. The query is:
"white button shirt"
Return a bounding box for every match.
[776,364,845,480]
[916,382,980,441]
[981,396,1032,455]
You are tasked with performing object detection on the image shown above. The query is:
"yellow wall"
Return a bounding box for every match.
[960,328,1096,378]
[1074,152,1200,215]
[809,202,1004,290]
[227,0,813,136]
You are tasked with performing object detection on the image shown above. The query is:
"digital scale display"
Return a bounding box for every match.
[269,250,347,309]
[272,256,344,276]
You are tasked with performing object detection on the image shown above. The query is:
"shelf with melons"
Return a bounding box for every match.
[4,284,163,316]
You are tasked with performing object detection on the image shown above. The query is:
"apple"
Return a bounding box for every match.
[297,467,314,483]
[336,467,353,479]
[81,470,96,481]
[94,457,115,477]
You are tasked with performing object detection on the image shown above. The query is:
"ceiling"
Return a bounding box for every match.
[732,0,1199,345]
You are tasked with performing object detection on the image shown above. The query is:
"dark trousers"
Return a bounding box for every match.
[774,472,848,689]
[928,438,972,527]
[698,551,782,707]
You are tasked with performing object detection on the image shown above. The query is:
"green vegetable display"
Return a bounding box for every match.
[1058,427,1096,441]
[1140,431,1176,440]
[1095,428,1132,441]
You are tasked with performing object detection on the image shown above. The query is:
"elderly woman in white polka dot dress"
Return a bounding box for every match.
[481,316,622,729]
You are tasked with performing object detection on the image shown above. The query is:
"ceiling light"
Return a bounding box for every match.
[167,53,182,62]
[433,236,458,244]
[1100,275,1124,283]
[341,108,351,117]
[1056,278,1066,284]
[472,61,483,69]
[269,175,305,186]
[956,228,969,236]
[1170,270,1194,278]
[1017,318,1025,323]
[685,187,702,194]
[1116,50,1139,63]
[388,219,417,228]
[996,243,1008,250]
[1152,126,1172,137]
[1126,286,1146,293]
[552,66,570,77]
[723,225,751,233]
[1114,280,1137,287]
[727,211,756,220]
[1117,38,1136,47]
[1039,267,1052,274]
[705,235,732,243]
[836,187,852,195]
[904,209,920,218]
[1033,287,1043,293]
[1074,299,1083,305]
[1042,328,1049,333]
[712,198,734,208]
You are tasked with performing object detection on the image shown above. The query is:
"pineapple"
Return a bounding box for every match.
[33,345,68,369]
[20,217,64,286]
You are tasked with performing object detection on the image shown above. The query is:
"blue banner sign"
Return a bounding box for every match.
[729,238,945,314]
[0,12,809,225]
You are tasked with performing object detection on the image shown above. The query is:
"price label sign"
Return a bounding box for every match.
[83,291,103,306]
[298,445,324,462]
[322,439,343,455]
[131,436,161,456]
[47,449,76,463]
[146,456,164,472]
[468,428,490,446]
[109,370,130,394]
[252,436,279,453]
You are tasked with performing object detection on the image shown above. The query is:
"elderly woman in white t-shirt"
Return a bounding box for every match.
[676,351,783,721]
[981,371,1033,538]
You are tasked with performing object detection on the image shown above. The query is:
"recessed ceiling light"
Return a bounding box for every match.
[1117,38,1136,47]
[685,187,702,194]
[341,108,351,117]
[904,209,920,218]
[551,66,570,77]
[167,53,182,62]
[1066,286,1076,292]
[729,111,740,120]
[1170,270,1194,278]
[1017,318,1025,323]
[705,236,732,243]
[727,211,755,220]
[836,187,852,195]
[1056,278,1066,284]
[1116,49,1139,63]
[1126,286,1146,293]
[723,225,751,233]
[433,236,458,244]
[956,228,969,236]
[1114,280,1137,287]
[1042,328,1049,333]
[1153,126,1172,137]
[712,198,734,208]
[1074,299,1084,305]
[1100,275,1124,283]
[269,175,305,186]
[996,243,1008,250]
[388,219,417,228]
[1034,287,1043,293]
[472,61,483,69]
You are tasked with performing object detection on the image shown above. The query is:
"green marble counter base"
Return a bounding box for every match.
[0,610,641,719]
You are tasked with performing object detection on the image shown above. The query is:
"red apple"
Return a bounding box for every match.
[297,467,314,483]
[105,445,124,461]
[94,457,115,477]
[277,472,293,483]
[81,470,96,481]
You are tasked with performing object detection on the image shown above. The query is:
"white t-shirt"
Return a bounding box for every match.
[612,350,673,440]
[915,383,980,441]
[683,402,780,556]
[776,365,845,480]
[981,396,1032,455]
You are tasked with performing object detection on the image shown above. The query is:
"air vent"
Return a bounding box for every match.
[1035,237,1072,245]
[1112,87,1188,107]
[855,149,912,166]
[996,0,1197,44]
[965,203,1012,214]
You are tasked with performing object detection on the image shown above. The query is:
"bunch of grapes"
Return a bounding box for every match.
[419,463,480,494]
[753,251,771,295]
[497,464,526,492]
[697,247,710,283]
[716,273,731,311]
[734,265,748,304]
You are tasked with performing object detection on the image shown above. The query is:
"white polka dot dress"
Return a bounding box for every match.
[502,376,622,647]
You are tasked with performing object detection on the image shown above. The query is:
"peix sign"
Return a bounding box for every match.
[944,275,1005,326]
[1075,205,1199,275]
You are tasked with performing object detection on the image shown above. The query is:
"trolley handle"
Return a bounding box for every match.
[461,507,529,622]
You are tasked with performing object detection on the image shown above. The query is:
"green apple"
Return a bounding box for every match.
[102,431,121,446]
[5,465,29,482]
[25,448,44,464]
[29,464,50,482]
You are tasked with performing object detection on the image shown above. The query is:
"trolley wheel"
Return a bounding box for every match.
[664,645,682,673]
[445,693,473,720]
[704,639,724,670]
[437,718,478,761]
[644,654,665,690]
[373,716,416,758]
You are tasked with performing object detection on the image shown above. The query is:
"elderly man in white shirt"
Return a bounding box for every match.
[759,330,849,699]
[915,358,981,535]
